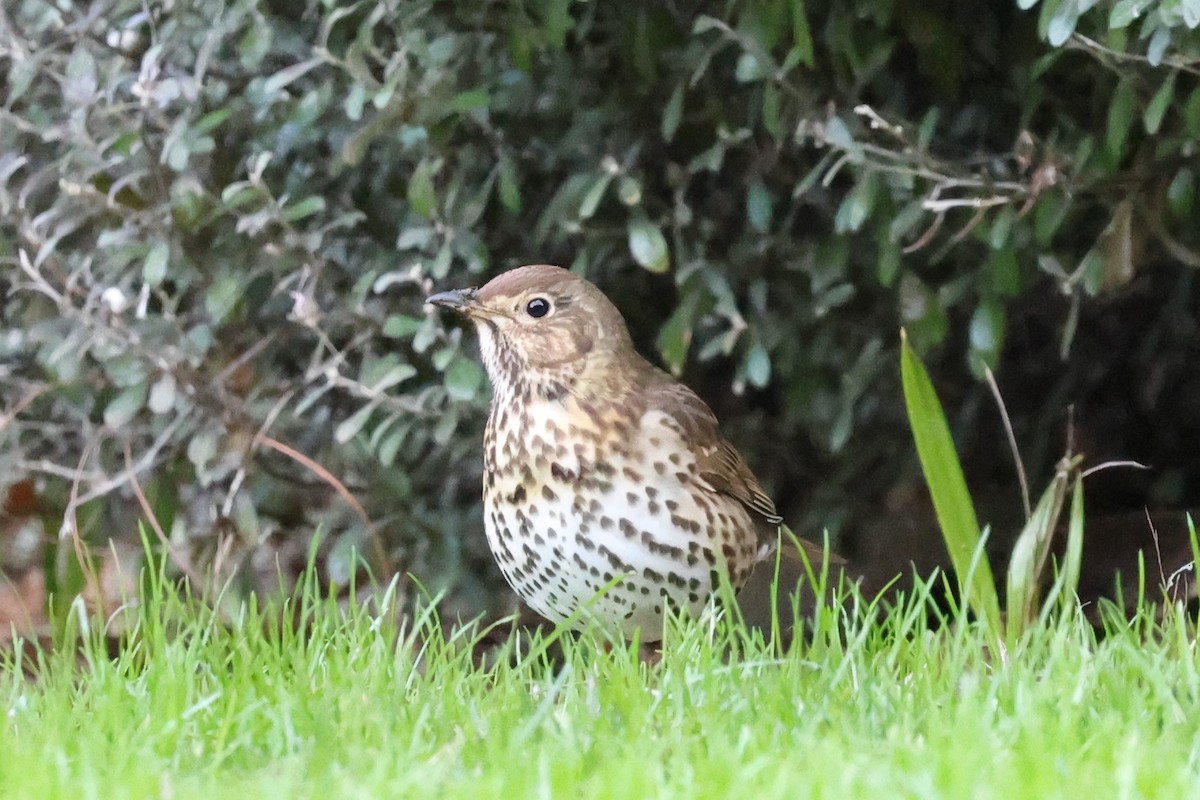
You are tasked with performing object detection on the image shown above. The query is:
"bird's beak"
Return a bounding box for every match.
[426,287,481,315]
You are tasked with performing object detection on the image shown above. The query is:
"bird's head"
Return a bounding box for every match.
[427,264,640,400]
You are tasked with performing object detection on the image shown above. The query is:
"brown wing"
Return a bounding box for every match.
[639,371,847,570]
[641,377,781,526]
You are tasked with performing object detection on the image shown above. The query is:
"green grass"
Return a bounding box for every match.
[4,573,1200,799]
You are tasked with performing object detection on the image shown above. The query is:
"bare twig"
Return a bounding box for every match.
[1068,33,1200,77]
[923,195,1014,213]
[253,433,395,583]
[0,383,51,433]
[123,439,204,587]
[903,212,946,254]
[1080,460,1150,479]
[982,365,1030,520]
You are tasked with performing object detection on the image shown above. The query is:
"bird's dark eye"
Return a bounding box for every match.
[525,297,551,318]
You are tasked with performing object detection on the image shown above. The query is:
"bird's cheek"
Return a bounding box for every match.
[571,329,594,358]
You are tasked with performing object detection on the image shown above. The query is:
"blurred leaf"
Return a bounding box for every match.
[205,276,243,324]
[1034,192,1070,244]
[657,291,702,375]
[104,383,147,429]
[1044,0,1080,46]
[1146,26,1171,66]
[1105,77,1137,163]
[148,373,177,415]
[1082,199,1139,293]
[262,57,323,95]
[578,174,612,220]
[761,82,783,138]
[187,428,219,471]
[444,357,485,401]
[743,341,771,388]
[1143,72,1176,135]
[968,298,1006,373]
[382,315,424,338]
[408,160,438,219]
[834,172,878,233]
[396,226,436,250]
[143,241,170,287]
[746,178,773,233]
[788,0,815,66]
[498,155,522,213]
[823,116,858,154]
[1167,167,1195,220]
[662,84,684,142]
[916,108,940,152]
[361,357,418,392]
[1184,0,1200,27]
[987,247,1021,296]
[447,87,489,113]
[618,176,642,206]
[1108,0,1141,29]
[876,240,901,287]
[735,53,769,82]
[627,213,670,273]
[282,195,326,222]
[898,274,949,350]
[888,201,927,244]
[335,401,377,444]
[63,47,98,105]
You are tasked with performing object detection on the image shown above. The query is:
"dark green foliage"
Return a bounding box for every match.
[2,0,1198,613]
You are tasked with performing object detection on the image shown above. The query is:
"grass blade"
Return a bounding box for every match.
[899,330,1001,634]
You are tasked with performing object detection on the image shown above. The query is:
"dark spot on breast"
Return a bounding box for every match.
[510,485,526,504]
[541,381,568,402]
[542,485,557,501]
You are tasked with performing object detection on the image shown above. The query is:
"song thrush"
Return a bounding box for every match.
[428,265,828,641]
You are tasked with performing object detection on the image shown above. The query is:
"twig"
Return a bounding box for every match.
[1068,33,1200,77]
[982,365,1030,520]
[123,439,204,587]
[75,414,188,504]
[252,433,396,583]
[922,195,1014,213]
[1080,459,1150,479]
[0,383,51,433]
[60,431,104,610]
[903,212,945,254]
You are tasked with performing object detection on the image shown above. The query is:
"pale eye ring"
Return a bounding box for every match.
[525,297,552,318]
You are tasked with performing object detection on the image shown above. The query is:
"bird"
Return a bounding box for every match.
[427,264,833,641]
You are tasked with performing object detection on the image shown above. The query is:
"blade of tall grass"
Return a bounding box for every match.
[899,331,1001,635]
